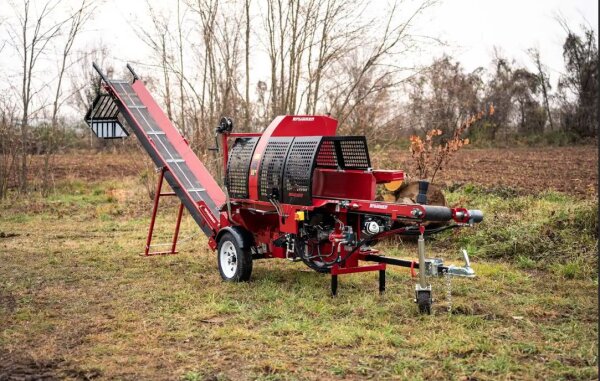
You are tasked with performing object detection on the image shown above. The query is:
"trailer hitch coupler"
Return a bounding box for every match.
[446,249,476,277]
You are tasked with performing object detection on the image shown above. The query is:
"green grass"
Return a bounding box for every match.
[440,185,598,278]
[0,178,597,380]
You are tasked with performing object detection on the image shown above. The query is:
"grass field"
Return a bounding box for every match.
[0,149,598,380]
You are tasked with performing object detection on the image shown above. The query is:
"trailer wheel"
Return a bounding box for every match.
[417,291,432,315]
[217,233,253,282]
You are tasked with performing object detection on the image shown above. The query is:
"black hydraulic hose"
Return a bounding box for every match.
[338,224,461,266]
[398,224,461,236]
[338,226,411,267]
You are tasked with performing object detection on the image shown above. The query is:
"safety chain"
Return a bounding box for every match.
[445,270,453,315]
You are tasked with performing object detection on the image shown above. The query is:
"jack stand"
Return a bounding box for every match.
[415,225,432,314]
[329,262,386,297]
[142,167,185,256]
[331,275,338,297]
[379,269,386,294]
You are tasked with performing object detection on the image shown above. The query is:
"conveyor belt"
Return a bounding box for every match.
[91,65,226,237]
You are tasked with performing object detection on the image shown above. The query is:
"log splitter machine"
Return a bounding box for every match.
[85,64,483,314]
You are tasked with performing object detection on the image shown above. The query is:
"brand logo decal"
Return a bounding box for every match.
[369,203,388,210]
[292,117,314,122]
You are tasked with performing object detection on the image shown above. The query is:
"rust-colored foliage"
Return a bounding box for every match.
[409,103,495,183]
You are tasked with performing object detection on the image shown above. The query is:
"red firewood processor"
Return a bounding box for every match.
[85,64,483,314]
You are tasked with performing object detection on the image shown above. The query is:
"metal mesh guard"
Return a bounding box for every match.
[256,135,371,204]
[258,138,293,202]
[85,93,129,139]
[318,136,371,169]
[226,137,258,199]
[283,137,321,205]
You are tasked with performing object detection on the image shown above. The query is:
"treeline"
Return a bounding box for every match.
[0,0,597,198]
[402,31,598,146]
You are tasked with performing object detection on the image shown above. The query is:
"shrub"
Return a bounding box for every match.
[442,187,598,279]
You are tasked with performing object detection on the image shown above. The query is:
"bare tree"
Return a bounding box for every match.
[127,0,438,162]
[244,0,251,128]
[263,0,323,116]
[193,0,219,140]
[70,45,113,115]
[213,7,243,122]
[41,0,94,195]
[328,0,436,126]
[136,1,175,121]
[402,55,483,140]
[528,48,555,131]
[0,18,6,54]
[556,21,598,138]
[0,97,19,198]
[175,0,187,136]
[7,0,70,192]
[304,0,365,114]
[485,51,514,140]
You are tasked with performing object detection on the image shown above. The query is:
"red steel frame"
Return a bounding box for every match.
[142,167,185,256]
[137,114,469,281]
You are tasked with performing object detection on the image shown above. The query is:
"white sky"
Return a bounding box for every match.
[424,0,598,77]
[81,0,598,79]
[0,0,597,112]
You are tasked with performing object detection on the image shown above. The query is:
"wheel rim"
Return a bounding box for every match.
[219,241,238,278]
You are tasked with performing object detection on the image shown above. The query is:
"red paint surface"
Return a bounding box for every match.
[312,168,376,201]
[248,116,338,200]
[372,169,405,183]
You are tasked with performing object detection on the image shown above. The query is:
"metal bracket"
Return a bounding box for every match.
[414,284,432,303]
[141,167,184,256]
[424,258,444,277]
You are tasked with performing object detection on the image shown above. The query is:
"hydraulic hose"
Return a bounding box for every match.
[338,223,462,266]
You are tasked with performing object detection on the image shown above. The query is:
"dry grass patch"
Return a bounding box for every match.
[0,177,597,380]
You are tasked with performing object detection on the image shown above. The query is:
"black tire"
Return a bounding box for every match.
[217,233,253,282]
[417,291,432,315]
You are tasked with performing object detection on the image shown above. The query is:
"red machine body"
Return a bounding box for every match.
[216,116,478,270]
[86,64,483,313]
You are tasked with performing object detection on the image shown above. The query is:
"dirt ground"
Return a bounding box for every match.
[28,145,598,198]
[374,145,598,197]
[0,180,596,380]
[1,147,597,380]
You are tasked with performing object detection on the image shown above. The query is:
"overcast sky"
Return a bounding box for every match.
[425,0,597,75]
[0,0,597,110]
[78,0,598,81]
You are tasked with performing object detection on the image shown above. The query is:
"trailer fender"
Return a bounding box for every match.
[216,226,255,249]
